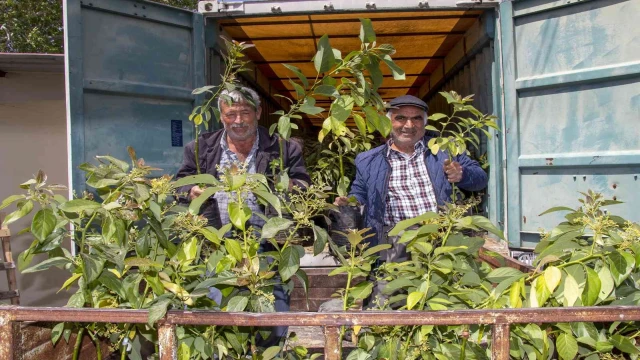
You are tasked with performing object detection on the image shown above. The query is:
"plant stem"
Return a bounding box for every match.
[79,211,98,254]
[93,334,103,360]
[72,328,85,360]
[278,138,285,173]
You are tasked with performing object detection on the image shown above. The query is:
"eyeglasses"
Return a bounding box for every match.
[392,115,425,124]
[222,110,254,120]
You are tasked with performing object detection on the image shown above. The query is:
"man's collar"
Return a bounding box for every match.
[386,138,426,157]
[220,130,260,153]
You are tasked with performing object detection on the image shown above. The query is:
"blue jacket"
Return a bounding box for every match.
[349,134,488,246]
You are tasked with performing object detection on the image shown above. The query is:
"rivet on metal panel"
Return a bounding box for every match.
[523,216,526,224]
[204,3,213,11]
[612,183,618,189]
[324,3,335,11]
[271,6,282,13]
[366,2,376,9]
[418,1,429,8]
[635,175,638,181]
[583,176,587,181]
[545,158,553,166]
[573,176,577,181]
[613,196,617,201]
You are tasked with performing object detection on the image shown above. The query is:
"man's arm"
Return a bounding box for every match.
[347,154,367,205]
[454,153,488,192]
[284,139,312,189]
[175,141,197,202]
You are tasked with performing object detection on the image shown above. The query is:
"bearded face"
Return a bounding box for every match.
[219,101,261,142]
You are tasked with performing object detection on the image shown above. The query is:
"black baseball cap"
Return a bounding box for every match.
[386,95,429,112]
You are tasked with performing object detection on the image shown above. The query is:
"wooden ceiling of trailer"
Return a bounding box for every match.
[218,10,484,127]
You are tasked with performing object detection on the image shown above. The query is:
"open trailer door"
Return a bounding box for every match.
[64,0,204,193]
[499,0,640,247]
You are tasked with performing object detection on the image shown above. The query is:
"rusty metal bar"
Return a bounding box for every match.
[5,305,640,326]
[158,323,177,360]
[8,306,149,323]
[165,306,640,326]
[324,326,341,360]
[0,309,15,360]
[491,322,510,360]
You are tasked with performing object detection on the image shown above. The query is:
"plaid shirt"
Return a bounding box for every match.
[213,131,265,229]
[383,139,438,226]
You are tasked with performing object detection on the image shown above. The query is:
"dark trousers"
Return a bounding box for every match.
[365,226,409,309]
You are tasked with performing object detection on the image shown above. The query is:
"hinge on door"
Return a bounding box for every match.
[198,1,245,15]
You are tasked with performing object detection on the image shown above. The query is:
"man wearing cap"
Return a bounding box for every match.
[335,94,488,265]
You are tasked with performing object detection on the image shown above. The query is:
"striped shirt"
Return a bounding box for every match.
[384,139,438,226]
[213,131,265,229]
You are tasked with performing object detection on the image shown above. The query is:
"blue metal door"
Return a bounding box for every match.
[64,0,204,193]
[500,0,640,247]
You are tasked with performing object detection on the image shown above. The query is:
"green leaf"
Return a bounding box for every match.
[556,333,578,360]
[597,266,614,301]
[59,199,100,213]
[173,174,220,188]
[148,295,172,327]
[596,341,613,353]
[51,322,65,345]
[543,266,562,293]
[314,85,339,98]
[486,267,525,283]
[469,216,504,239]
[282,63,308,88]
[253,189,281,217]
[407,291,423,310]
[608,250,635,286]
[226,296,248,312]
[81,253,105,283]
[86,175,119,189]
[388,212,438,236]
[58,273,82,293]
[346,348,371,360]
[412,242,433,256]
[262,346,281,360]
[22,256,71,273]
[261,217,293,239]
[331,95,355,122]
[228,202,251,231]
[193,337,206,355]
[96,155,130,172]
[295,269,310,304]
[361,244,391,258]
[313,225,329,256]
[314,34,336,73]
[31,209,56,242]
[359,18,376,43]
[299,97,325,115]
[380,54,405,80]
[225,239,243,262]
[350,281,373,300]
[279,246,300,282]
[531,276,552,307]
[101,271,127,298]
[582,267,601,306]
[563,274,581,306]
[3,200,34,226]
[610,334,640,354]
[0,194,25,211]
[538,206,575,216]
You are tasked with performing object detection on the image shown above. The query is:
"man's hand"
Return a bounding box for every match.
[334,196,349,206]
[444,159,463,183]
[189,185,204,201]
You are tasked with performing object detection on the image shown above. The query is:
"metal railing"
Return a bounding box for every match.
[2,306,640,359]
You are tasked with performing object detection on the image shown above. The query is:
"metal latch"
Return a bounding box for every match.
[198,0,245,14]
